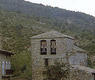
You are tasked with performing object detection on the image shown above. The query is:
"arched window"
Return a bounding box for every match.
[51,40,56,54]
[40,40,47,55]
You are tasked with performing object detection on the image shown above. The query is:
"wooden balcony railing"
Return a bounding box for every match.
[6,69,13,75]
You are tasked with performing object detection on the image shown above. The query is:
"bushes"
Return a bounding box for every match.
[46,63,92,80]
[11,51,32,80]
[46,62,70,80]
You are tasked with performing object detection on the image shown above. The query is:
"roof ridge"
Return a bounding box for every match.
[31,30,73,39]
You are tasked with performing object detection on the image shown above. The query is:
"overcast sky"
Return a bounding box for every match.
[25,0,95,16]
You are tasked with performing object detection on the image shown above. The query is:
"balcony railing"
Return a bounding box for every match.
[6,69,13,75]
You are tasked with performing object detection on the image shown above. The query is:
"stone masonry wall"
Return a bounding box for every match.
[31,37,87,80]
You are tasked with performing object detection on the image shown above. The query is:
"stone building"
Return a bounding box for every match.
[71,65,95,80]
[0,35,13,80]
[0,50,13,80]
[31,31,87,80]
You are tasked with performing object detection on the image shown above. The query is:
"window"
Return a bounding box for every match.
[51,40,56,54]
[41,40,47,55]
[5,61,11,70]
[2,61,5,75]
[44,59,48,67]
[42,71,47,75]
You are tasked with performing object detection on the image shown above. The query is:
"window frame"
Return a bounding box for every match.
[44,58,48,67]
[50,40,56,55]
[40,40,47,55]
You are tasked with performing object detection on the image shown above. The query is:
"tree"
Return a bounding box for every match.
[11,50,32,80]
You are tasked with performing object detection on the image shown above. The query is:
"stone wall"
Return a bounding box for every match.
[61,69,94,80]
[31,37,87,80]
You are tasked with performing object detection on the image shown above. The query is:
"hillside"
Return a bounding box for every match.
[0,0,95,33]
[0,9,94,55]
[0,10,56,53]
[0,0,94,54]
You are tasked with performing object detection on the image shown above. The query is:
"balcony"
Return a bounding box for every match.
[6,69,13,75]
[2,69,13,79]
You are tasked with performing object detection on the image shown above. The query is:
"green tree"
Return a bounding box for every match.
[11,51,32,79]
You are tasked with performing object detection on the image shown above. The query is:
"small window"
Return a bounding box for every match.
[42,71,47,75]
[40,40,47,55]
[51,40,56,55]
[44,59,48,67]
[43,79,48,80]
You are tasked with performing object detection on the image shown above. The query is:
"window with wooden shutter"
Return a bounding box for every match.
[41,40,47,55]
[51,40,56,55]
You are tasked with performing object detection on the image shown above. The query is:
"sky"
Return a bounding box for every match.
[25,0,95,17]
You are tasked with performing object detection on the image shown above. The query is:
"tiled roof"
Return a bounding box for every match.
[0,49,14,56]
[72,65,95,73]
[73,46,86,53]
[31,31,73,39]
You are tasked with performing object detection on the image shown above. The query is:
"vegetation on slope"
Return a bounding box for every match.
[0,0,95,33]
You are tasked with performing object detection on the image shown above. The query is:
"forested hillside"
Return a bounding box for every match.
[0,0,95,33]
[0,0,95,55]
[0,10,53,53]
[0,9,95,55]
